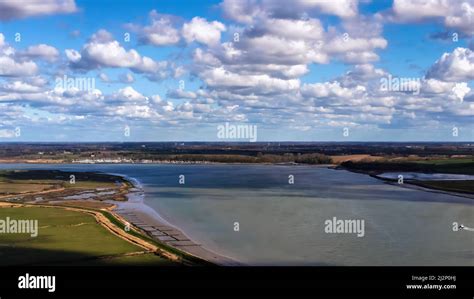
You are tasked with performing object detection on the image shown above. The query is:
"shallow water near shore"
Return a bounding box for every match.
[1,163,473,266]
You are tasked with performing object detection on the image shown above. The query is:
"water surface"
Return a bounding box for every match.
[1,164,472,266]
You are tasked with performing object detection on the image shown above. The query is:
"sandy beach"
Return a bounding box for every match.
[109,176,241,266]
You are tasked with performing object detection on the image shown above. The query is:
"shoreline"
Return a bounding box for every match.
[382,180,474,200]
[109,173,241,266]
[337,166,474,199]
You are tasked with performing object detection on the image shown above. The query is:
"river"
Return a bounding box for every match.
[1,163,472,266]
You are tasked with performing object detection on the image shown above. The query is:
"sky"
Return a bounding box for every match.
[0,0,473,142]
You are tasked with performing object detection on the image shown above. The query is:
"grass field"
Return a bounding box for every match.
[0,207,174,266]
[0,170,205,266]
[65,181,118,189]
[0,183,54,195]
[0,170,129,202]
[0,170,128,190]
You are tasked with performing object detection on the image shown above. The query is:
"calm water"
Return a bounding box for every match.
[1,164,473,266]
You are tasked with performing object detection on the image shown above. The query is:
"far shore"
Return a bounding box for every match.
[0,159,335,167]
[380,179,474,200]
[1,158,471,197]
[337,161,474,196]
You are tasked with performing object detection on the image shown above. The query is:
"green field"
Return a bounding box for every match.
[0,170,128,202]
[0,170,206,266]
[0,207,174,266]
[0,183,54,195]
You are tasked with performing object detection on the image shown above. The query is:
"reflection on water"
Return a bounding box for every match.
[0,164,473,266]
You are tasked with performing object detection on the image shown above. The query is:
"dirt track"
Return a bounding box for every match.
[0,187,66,199]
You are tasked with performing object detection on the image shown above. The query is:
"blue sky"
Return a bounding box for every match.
[0,0,473,142]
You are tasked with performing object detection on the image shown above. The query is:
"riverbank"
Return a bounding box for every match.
[375,178,474,200]
[0,202,177,266]
[338,159,474,196]
[0,169,215,266]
